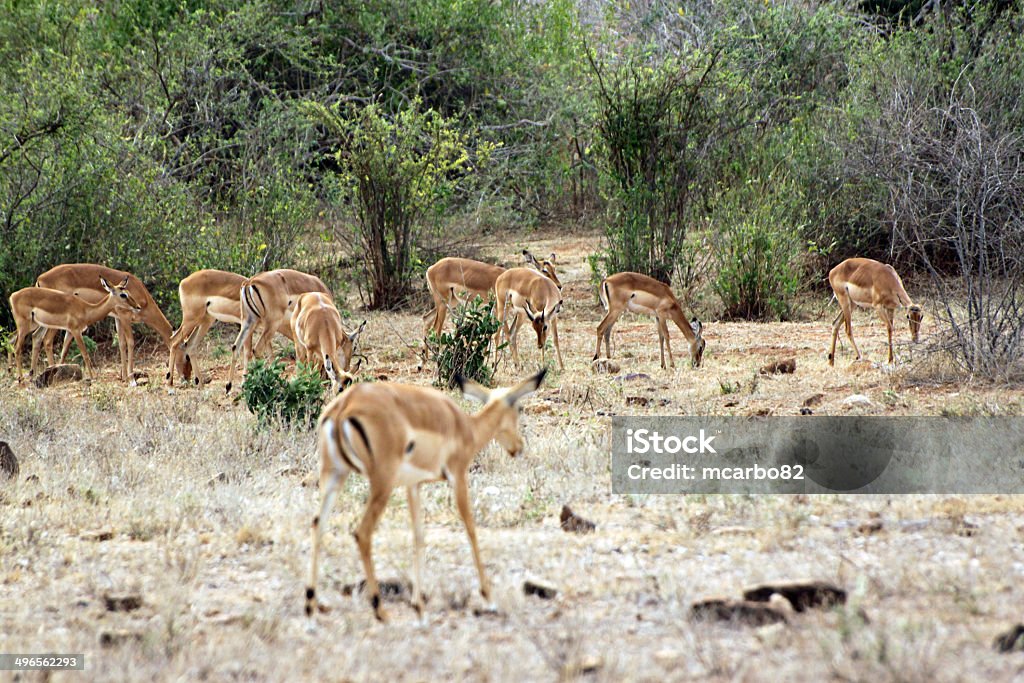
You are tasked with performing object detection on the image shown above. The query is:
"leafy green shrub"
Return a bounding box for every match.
[241,359,325,429]
[712,221,802,321]
[65,335,99,365]
[429,296,502,389]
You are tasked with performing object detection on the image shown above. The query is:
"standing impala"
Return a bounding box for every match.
[166,269,249,386]
[291,292,366,395]
[493,267,564,370]
[828,257,923,366]
[594,272,706,369]
[306,369,547,621]
[35,264,174,385]
[225,269,331,393]
[9,277,141,382]
[422,251,562,342]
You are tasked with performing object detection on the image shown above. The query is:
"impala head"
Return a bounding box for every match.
[690,316,705,368]
[456,368,547,457]
[339,320,367,371]
[523,250,562,289]
[907,304,923,342]
[101,276,142,314]
[523,300,562,348]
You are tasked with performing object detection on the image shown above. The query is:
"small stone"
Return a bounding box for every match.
[760,358,796,375]
[81,529,114,542]
[99,629,143,647]
[690,597,789,626]
[742,580,846,612]
[842,394,873,407]
[34,364,83,387]
[560,505,596,534]
[523,578,558,600]
[103,593,143,612]
[994,624,1024,652]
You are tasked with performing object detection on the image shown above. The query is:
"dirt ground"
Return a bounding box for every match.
[2,230,1024,681]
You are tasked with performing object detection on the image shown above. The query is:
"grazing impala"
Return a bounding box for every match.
[828,257,923,366]
[423,251,562,342]
[493,267,564,370]
[291,292,366,395]
[594,272,706,369]
[9,277,141,382]
[36,264,174,385]
[166,270,250,386]
[225,269,330,393]
[306,369,547,621]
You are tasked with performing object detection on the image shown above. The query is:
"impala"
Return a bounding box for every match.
[9,277,141,382]
[166,269,254,386]
[522,250,562,288]
[225,269,330,393]
[306,369,547,621]
[594,272,706,369]
[291,291,366,395]
[36,264,174,385]
[493,267,564,370]
[828,257,923,366]
[422,252,562,342]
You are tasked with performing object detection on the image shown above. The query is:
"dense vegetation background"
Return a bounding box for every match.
[2,0,1022,373]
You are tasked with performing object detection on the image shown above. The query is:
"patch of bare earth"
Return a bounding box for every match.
[2,229,1023,681]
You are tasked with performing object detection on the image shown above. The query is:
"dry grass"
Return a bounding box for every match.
[2,230,1023,681]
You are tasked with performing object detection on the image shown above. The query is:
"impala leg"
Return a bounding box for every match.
[829,310,843,366]
[14,325,32,382]
[658,316,675,369]
[58,329,73,364]
[182,317,214,385]
[508,314,523,368]
[112,317,127,382]
[594,308,622,361]
[306,467,347,617]
[71,331,94,381]
[452,472,490,603]
[123,317,137,383]
[40,328,57,366]
[354,484,393,622]
[407,484,426,618]
[29,328,44,378]
[841,298,861,361]
[878,307,896,364]
[226,312,259,393]
[551,316,564,370]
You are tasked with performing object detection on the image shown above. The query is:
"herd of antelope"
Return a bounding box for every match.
[6,252,924,621]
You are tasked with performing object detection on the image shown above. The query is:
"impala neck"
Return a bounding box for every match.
[668,305,697,342]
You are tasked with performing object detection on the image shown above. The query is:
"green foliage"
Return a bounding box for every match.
[241,358,325,429]
[428,296,502,390]
[307,99,496,309]
[709,177,807,321]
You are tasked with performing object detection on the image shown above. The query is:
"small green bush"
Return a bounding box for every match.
[241,359,326,429]
[65,335,99,365]
[429,296,502,390]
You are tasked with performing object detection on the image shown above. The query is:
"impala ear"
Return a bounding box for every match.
[119,276,129,288]
[690,316,703,338]
[455,374,491,403]
[555,300,563,315]
[523,249,538,267]
[504,368,547,407]
[100,277,112,292]
[349,320,367,344]
[548,253,557,263]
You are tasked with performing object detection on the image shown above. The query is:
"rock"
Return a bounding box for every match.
[207,471,228,487]
[99,629,143,648]
[799,407,813,415]
[81,529,114,542]
[742,580,846,612]
[523,578,558,600]
[803,393,826,407]
[994,624,1024,652]
[0,441,18,480]
[103,593,143,612]
[482,486,501,497]
[842,394,873,407]
[690,597,789,626]
[626,396,651,407]
[34,364,83,387]
[856,520,884,535]
[591,358,620,374]
[760,358,796,375]
[562,656,603,677]
[560,505,596,534]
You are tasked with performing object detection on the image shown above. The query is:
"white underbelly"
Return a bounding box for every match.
[845,284,873,307]
[207,296,242,324]
[393,462,441,488]
[626,300,657,315]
